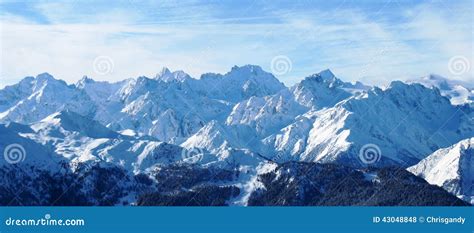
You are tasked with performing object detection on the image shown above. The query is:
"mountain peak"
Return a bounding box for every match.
[387,80,438,93]
[171,70,191,80]
[388,80,408,88]
[226,65,281,85]
[30,72,71,93]
[76,76,95,88]
[35,72,57,84]
[20,76,35,84]
[306,68,337,80]
[408,74,474,90]
[379,81,452,107]
[156,67,172,78]
[406,75,473,105]
[36,72,54,79]
[33,73,70,88]
[196,65,285,102]
[300,70,343,88]
[408,74,451,90]
[230,64,264,73]
[154,68,190,82]
[79,75,94,83]
[297,70,370,95]
[317,69,336,80]
[289,69,357,109]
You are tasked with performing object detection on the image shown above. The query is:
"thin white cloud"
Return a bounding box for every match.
[0,1,472,88]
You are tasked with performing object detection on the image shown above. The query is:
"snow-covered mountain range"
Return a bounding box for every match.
[407,74,473,105]
[0,65,472,205]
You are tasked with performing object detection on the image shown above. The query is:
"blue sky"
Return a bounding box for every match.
[0,0,472,87]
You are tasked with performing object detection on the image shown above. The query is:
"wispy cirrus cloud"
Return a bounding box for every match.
[0,0,472,88]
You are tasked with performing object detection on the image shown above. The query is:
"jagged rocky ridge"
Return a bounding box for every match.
[0,65,472,205]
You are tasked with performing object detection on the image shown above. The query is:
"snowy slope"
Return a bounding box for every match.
[32,110,121,139]
[181,120,260,158]
[408,137,473,204]
[0,73,96,124]
[0,76,36,112]
[23,111,221,173]
[261,112,317,160]
[290,69,369,109]
[0,123,62,169]
[226,89,307,137]
[295,81,474,167]
[260,81,473,167]
[224,69,369,145]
